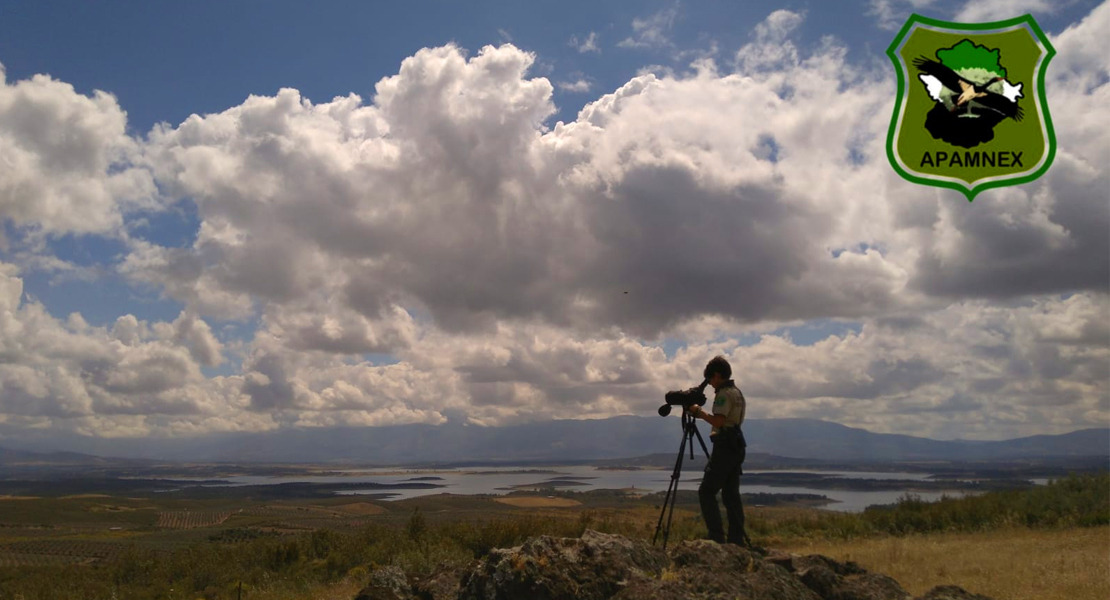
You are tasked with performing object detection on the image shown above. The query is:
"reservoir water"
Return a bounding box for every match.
[198,466,993,512]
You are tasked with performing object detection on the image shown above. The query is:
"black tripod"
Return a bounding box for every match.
[652,407,710,549]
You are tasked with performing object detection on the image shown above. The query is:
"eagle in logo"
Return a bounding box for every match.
[913,39,1024,148]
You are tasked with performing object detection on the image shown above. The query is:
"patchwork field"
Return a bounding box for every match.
[493,495,583,507]
[157,510,234,529]
[0,491,589,571]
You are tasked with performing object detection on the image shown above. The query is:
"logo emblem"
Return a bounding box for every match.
[886,15,1056,201]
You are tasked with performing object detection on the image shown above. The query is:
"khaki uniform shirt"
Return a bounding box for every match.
[710,384,745,437]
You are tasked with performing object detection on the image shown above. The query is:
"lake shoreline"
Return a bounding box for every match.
[3,458,1090,513]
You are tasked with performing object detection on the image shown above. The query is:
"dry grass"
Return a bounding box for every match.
[776,526,1110,600]
[494,496,583,508]
[231,577,366,600]
[333,502,387,515]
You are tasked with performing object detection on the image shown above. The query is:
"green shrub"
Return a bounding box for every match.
[753,471,1109,542]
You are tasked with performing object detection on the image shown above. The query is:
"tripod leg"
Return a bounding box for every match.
[662,444,683,548]
[652,420,689,546]
[691,423,710,459]
[663,422,698,548]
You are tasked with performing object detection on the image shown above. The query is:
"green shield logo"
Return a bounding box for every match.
[886,14,1056,201]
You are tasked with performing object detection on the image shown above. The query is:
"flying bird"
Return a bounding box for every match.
[913,57,1024,121]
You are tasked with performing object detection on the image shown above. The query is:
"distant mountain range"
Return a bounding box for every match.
[1,417,1106,465]
[0,446,117,465]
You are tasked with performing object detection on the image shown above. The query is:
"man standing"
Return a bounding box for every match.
[685,355,751,547]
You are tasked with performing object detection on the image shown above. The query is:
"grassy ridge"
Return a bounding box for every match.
[750,471,1109,542]
[0,472,1104,599]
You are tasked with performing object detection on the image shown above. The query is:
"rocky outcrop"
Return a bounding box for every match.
[354,565,411,600]
[765,551,914,600]
[353,530,995,600]
[459,529,669,600]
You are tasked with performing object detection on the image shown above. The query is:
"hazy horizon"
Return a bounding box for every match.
[3,415,1106,466]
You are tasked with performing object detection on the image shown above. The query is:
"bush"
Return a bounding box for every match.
[752,471,1109,542]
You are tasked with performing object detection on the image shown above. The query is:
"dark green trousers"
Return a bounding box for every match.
[698,434,747,544]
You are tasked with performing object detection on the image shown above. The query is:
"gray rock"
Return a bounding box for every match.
[458,529,668,600]
[915,585,996,600]
[769,552,912,600]
[797,564,911,600]
[354,565,413,600]
[414,564,468,600]
[357,531,997,600]
[669,540,822,600]
[791,554,869,577]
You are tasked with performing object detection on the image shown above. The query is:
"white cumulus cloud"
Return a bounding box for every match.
[0,5,1106,440]
[0,63,157,236]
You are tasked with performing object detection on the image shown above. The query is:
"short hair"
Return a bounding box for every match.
[703,355,732,380]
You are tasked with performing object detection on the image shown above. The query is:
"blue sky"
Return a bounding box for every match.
[3,1,849,132]
[3,1,1095,134]
[0,0,1106,443]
